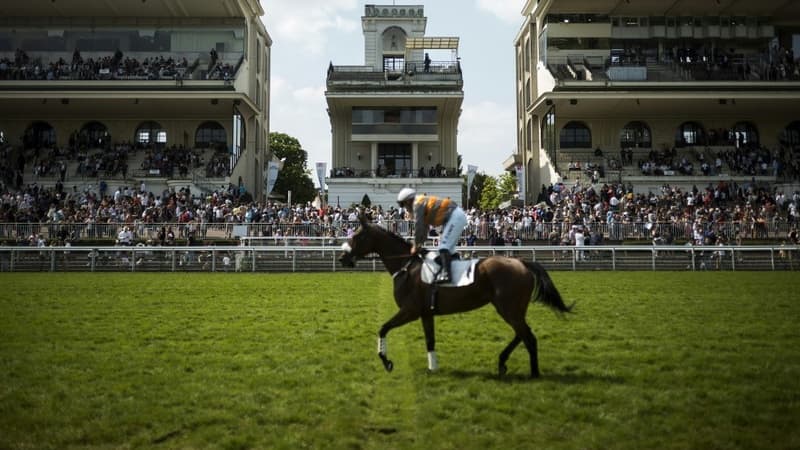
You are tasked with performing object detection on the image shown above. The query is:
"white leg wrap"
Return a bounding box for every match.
[378,337,387,355]
[427,351,438,371]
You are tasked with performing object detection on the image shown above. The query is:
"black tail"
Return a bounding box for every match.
[523,260,573,314]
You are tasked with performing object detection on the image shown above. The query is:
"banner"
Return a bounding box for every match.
[264,160,281,195]
[467,165,477,192]
[466,164,478,207]
[315,162,327,192]
[515,164,525,203]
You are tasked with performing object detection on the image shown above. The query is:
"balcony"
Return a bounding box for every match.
[326,60,463,92]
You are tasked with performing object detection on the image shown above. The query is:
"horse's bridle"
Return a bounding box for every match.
[391,254,419,279]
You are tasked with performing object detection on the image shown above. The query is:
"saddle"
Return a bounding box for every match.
[420,252,479,287]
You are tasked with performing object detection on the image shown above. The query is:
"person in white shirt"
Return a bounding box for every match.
[574,226,586,261]
[117,226,133,246]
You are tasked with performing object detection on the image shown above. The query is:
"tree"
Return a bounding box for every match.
[497,172,518,203]
[477,175,502,210]
[463,171,487,209]
[269,132,316,204]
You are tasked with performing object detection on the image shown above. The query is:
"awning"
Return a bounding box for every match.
[404,37,459,61]
[405,37,459,50]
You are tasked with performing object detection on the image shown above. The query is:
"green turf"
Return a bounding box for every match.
[0,272,798,450]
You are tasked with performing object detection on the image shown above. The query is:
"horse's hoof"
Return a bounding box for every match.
[530,371,541,379]
[498,364,508,376]
[384,360,394,372]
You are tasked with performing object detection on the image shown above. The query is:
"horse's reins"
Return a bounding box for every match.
[391,254,418,279]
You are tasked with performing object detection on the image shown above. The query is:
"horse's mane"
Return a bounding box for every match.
[366,223,411,250]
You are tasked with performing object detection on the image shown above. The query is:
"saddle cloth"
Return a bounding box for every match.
[420,252,479,287]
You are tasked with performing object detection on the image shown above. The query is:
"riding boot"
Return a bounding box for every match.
[436,249,452,284]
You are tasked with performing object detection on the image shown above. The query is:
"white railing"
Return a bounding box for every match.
[0,221,793,243]
[0,245,796,273]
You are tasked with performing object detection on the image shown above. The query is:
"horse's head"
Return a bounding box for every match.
[338,212,373,268]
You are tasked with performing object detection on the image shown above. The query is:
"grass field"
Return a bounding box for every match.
[1,272,798,450]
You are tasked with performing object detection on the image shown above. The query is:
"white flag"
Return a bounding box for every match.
[265,160,281,195]
[467,165,478,192]
[315,162,327,192]
[515,164,525,202]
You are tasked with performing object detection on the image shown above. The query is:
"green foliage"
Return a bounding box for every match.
[467,172,518,208]
[498,172,518,202]
[1,272,799,450]
[477,175,501,210]
[464,171,487,209]
[269,132,317,204]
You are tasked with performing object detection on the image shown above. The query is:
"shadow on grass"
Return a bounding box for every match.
[437,368,625,384]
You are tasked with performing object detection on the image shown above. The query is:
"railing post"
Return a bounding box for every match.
[211,249,216,272]
[612,248,616,271]
[571,248,576,271]
[50,248,56,272]
[651,247,656,271]
[251,249,256,272]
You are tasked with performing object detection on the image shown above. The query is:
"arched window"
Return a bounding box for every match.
[135,121,167,146]
[79,121,110,148]
[23,121,56,149]
[620,121,651,148]
[781,121,800,147]
[382,26,407,71]
[730,121,759,148]
[675,121,705,147]
[195,121,227,149]
[559,121,591,148]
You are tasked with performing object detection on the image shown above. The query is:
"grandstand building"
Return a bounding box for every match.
[325,4,464,208]
[0,0,271,199]
[513,0,800,202]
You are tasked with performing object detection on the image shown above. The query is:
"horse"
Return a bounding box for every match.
[339,213,572,378]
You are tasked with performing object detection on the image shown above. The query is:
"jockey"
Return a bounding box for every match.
[397,187,467,284]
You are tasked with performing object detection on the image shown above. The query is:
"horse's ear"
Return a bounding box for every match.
[358,211,368,227]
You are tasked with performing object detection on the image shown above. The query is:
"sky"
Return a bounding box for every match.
[259,0,525,183]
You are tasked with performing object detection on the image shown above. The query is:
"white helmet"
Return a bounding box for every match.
[397,187,416,203]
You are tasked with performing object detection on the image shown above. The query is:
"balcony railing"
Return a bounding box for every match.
[327,59,463,85]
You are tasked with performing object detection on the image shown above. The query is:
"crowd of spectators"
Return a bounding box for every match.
[633,144,800,180]
[671,45,799,82]
[1,169,798,253]
[0,134,233,193]
[141,145,204,178]
[0,48,192,81]
[205,153,231,178]
[75,144,132,179]
[0,47,237,82]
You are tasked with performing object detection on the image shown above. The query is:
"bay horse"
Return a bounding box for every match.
[339,214,572,378]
